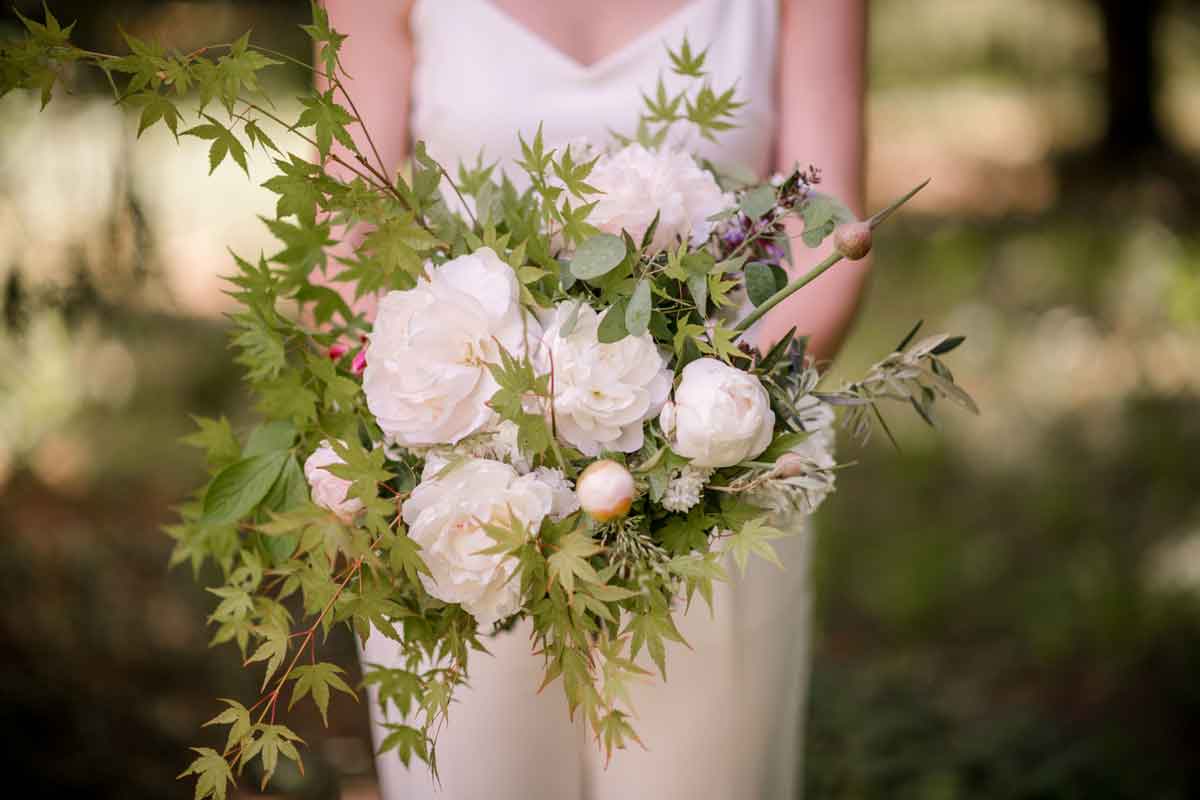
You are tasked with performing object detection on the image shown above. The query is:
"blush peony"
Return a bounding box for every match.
[363,248,540,448]
[303,441,364,522]
[402,458,555,627]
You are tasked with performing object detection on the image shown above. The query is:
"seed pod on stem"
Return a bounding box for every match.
[833,220,872,261]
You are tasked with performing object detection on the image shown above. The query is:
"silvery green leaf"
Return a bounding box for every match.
[739,185,776,219]
[559,300,584,337]
[744,261,778,307]
[570,233,626,280]
[626,279,652,337]
[597,299,629,343]
[558,258,577,292]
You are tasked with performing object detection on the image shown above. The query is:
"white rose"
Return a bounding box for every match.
[402,458,554,627]
[659,358,775,468]
[303,441,363,522]
[541,302,672,456]
[587,143,729,253]
[363,247,540,447]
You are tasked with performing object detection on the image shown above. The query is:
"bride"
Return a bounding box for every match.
[323,1,866,797]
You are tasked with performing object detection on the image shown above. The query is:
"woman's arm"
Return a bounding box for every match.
[318,1,416,313]
[319,0,415,181]
[762,0,867,363]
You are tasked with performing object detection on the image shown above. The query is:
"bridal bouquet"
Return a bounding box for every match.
[4,5,975,797]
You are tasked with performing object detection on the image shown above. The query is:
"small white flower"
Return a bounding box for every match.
[303,441,363,522]
[659,358,776,468]
[541,302,672,457]
[403,458,556,627]
[661,464,713,513]
[490,419,532,473]
[587,143,729,253]
[363,247,541,447]
[531,466,579,520]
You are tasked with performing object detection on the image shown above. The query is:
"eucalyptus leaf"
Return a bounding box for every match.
[559,300,584,337]
[557,258,577,292]
[597,299,629,343]
[626,279,652,336]
[744,261,778,307]
[570,233,626,280]
[739,185,776,219]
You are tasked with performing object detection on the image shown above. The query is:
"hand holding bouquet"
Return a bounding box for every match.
[2,6,975,796]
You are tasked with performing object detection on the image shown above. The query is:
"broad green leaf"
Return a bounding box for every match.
[570,233,626,280]
[245,420,296,457]
[203,451,288,524]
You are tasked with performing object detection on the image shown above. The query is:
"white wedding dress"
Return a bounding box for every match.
[362,1,813,797]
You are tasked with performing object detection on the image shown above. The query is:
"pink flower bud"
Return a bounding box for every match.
[576,459,635,522]
[833,221,872,261]
[772,452,809,478]
[328,342,349,360]
[351,349,367,376]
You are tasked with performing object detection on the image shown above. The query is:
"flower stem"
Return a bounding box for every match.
[731,179,931,339]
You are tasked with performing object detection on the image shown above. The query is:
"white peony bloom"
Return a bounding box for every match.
[588,143,729,253]
[303,442,363,522]
[661,464,713,513]
[659,358,775,468]
[541,302,673,456]
[402,458,555,627]
[363,247,540,447]
[531,466,580,520]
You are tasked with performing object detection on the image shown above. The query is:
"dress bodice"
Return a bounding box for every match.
[409,0,780,179]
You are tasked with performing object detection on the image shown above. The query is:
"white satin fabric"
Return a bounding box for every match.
[363,2,813,797]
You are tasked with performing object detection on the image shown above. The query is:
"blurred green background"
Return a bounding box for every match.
[2,1,1199,798]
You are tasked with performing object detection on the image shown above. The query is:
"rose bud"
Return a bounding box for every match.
[833,221,872,260]
[576,459,635,522]
[772,452,810,478]
[351,349,367,376]
[328,342,349,361]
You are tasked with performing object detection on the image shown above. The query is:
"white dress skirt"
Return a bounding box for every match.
[362,1,813,797]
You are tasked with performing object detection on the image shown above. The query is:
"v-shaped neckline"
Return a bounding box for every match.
[477,0,707,75]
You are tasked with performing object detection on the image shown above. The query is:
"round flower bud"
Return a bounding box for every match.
[772,452,809,478]
[833,221,872,261]
[576,459,635,522]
